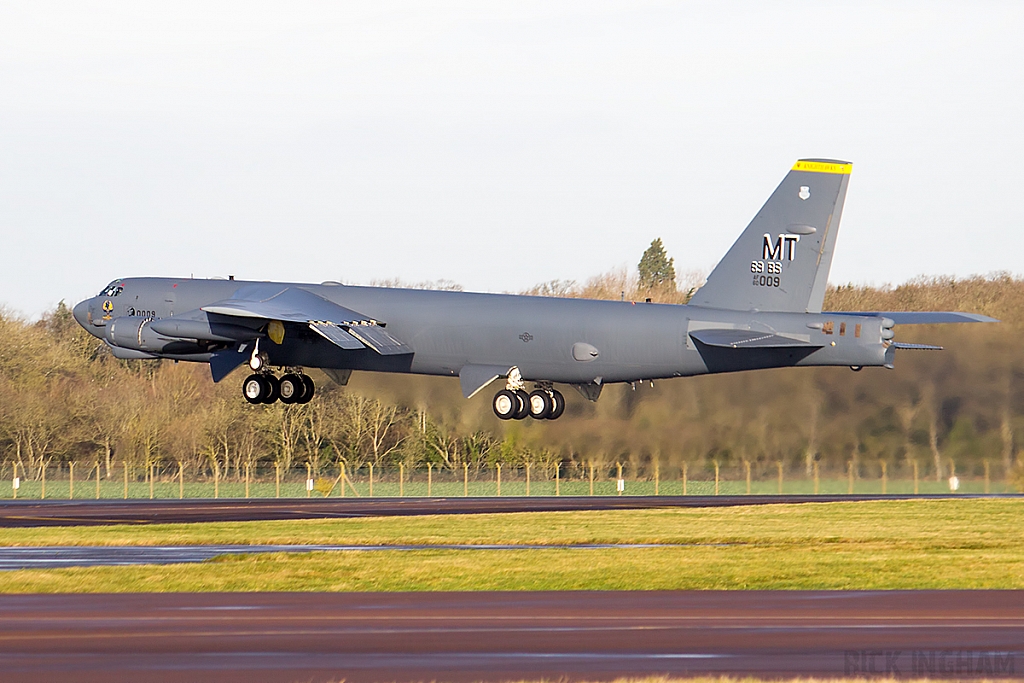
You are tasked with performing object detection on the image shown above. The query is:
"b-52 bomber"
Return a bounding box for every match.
[73,159,995,420]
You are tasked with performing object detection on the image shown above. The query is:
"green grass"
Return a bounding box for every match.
[0,500,1021,592]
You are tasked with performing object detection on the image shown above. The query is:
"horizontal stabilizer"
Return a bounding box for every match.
[891,342,943,350]
[309,322,365,350]
[344,324,411,355]
[689,329,824,349]
[832,311,999,324]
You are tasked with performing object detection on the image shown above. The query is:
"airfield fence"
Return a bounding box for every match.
[0,460,1013,500]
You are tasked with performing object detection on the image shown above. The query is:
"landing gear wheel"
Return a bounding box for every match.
[297,374,315,404]
[261,374,280,404]
[242,374,268,404]
[547,389,565,420]
[493,389,518,420]
[279,374,304,404]
[513,389,531,420]
[528,390,552,419]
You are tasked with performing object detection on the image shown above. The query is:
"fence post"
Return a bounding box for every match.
[776,460,783,495]
[95,461,100,500]
[370,463,375,497]
[427,463,432,496]
[123,460,128,499]
[305,462,311,498]
[340,463,346,497]
[744,460,751,495]
[589,463,594,496]
[655,462,660,496]
[847,460,854,494]
[682,462,687,496]
[41,461,46,499]
[616,462,623,496]
[69,461,75,500]
[496,464,501,496]
[813,461,820,494]
[275,462,281,499]
[913,459,919,494]
[984,460,990,494]
[12,462,16,499]
[526,463,531,496]
[463,463,468,497]
[555,464,560,496]
[178,462,184,500]
[149,462,154,500]
[245,463,251,499]
[880,461,887,494]
[400,463,404,497]
[215,461,221,499]
[714,461,719,496]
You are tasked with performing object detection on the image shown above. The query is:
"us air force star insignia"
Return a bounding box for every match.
[798,186,810,200]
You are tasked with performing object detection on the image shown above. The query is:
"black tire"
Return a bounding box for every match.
[261,374,280,404]
[547,389,565,420]
[527,389,552,419]
[297,374,315,403]
[513,389,531,420]
[242,374,266,404]
[278,374,303,404]
[492,389,517,420]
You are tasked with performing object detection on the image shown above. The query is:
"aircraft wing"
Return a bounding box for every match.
[202,284,411,355]
[830,311,999,324]
[689,329,824,349]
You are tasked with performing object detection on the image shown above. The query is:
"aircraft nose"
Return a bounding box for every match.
[72,299,92,329]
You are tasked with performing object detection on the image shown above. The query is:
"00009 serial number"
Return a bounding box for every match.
[751,260,781,287]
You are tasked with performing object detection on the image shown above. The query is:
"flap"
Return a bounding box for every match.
[832,311,999,324]
[689,329,824,349]
[345,324,412,355]
[309,322,366,350]
[459,364,511,399]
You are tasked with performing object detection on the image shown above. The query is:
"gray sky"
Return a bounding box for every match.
[2,1,1022,317]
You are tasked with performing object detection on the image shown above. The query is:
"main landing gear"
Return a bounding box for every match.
[242,371,315,405]
[492,369,565,421]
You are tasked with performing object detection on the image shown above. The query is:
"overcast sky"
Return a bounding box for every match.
[1,1,1022,317]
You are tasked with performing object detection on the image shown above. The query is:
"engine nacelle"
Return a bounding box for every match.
[104,317,203,354]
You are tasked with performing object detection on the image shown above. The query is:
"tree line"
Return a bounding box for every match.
[2,260,1022,485]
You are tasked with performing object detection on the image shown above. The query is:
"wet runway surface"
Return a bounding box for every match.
[0,494,1008,527]
[0,591,1020,682]
[0,543,707,570]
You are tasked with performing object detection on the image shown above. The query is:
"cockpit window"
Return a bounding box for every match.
[100,282,124,297]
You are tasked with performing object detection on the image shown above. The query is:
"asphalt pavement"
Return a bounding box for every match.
[0,493,1010,527]
[0,591,1018,682]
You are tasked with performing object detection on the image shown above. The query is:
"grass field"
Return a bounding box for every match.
[0,499,1021,592]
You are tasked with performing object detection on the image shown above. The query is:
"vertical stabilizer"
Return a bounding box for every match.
[690,159,851,313]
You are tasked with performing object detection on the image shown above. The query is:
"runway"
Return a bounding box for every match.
[0,543,711,570]
[0,494,1008,527]
[0,591,1019,682]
